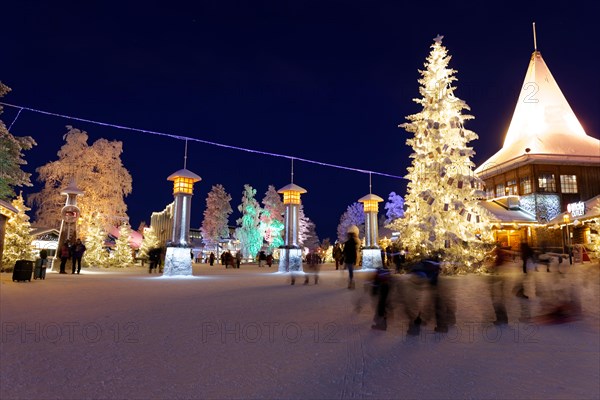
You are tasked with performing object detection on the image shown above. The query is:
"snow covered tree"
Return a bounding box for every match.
[302,219,320,251]
[2,193,34,267]
[29,127,132,236]
[109,223,134,268]
[201,184,232,253]
[235,185,263,259]
[391,35,493,272]
[0,83,36,201]
[260,185,285,253]
[336,202,365,243]
[384,191,405,223]
[138,225,160,259]
[83,217,108,268]
[297,204,312,248]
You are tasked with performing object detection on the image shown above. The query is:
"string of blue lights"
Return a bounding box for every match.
[0,101,407,180]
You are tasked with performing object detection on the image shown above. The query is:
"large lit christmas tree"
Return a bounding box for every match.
[3,193,33,267]
[260,185,284,253]
[83,215,108,268]
[201,184,233,255]
[236,184,263,259]
[108,223,134,268]
[138,225,160,260]
[392,35,493,273]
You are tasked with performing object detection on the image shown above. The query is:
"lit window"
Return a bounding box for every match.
[495,183,505,197]
[486,187,494,199]
[506,179,518,195]
[538,174,556,192]
[520,176,532,194]
[560,175,578,193]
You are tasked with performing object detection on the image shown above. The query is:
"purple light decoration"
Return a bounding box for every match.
[0,101,407,181]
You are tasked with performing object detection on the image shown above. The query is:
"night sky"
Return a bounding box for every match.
[1,1,598,241]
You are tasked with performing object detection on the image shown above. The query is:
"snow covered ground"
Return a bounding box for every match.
[1,260,599,400]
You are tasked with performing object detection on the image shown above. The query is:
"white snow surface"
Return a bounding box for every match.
[1,261,599,400]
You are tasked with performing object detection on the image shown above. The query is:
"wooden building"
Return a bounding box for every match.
[475,48,600,252]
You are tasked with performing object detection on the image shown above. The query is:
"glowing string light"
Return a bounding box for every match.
[0,101,406,180]
[7,107,23,131]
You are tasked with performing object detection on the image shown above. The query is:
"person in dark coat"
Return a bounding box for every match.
[333,243,343,270]
[258,250,267,267]
[343,225,361,289]
[59,241,71,274]
[209,252,215,266]
[148,247,161,273]
[71,238,86,274]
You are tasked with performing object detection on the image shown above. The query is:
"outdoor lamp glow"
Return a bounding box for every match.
[167,169,201,195]
[358,193,384,212]
[277,183,307,205]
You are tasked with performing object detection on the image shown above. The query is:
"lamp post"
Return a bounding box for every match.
[163,168,201,276]
[358,193,384,269]
[277,182,307,273]
[54,179,84,271]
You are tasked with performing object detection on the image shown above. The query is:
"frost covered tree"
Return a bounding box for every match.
[390,35,492,272]
[29,127,132,236]
[336,202,365,243]
[138,225,160,259]
[0,83,36,201]
[260,185,285,253]
[109,223,134,268]
[2,193,34,267]
[83,218,108,268]
[384,191,405,223]
[302,218,320,251]
[201,184,232,253]
[235,185,263,259]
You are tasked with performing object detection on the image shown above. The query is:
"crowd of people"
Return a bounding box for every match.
[355,241,585,337]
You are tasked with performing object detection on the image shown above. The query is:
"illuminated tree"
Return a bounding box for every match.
[3,193,34,266]
[384,191,405,223]
[299,206,319,251]
[336,202,365,243]
[260,185,284,253]
[0,83,36,201]
[235,184,263,259]
[109,223,134,267]
[29,127,132,235]
[390,35,493,272]
[201,184,232,251]
[83,217,108,268]
[138,225,160,259]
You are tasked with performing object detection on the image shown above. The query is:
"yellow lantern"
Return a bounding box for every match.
[167,169,201,195]
[277,183,307,205]
[358,193,384,213]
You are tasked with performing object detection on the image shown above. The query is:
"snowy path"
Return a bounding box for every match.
[1,261,599,399]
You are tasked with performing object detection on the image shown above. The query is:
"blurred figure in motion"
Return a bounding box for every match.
[488,245,509,325]
[304,251,320,285]
[343,225,361,289]
[370,265,392,330]
[401,253,455,335]
[534,266,582,324]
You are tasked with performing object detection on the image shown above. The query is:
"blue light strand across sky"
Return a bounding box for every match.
[0,101,406,181]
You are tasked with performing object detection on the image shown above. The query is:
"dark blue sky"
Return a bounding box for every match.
[1,1,598,240]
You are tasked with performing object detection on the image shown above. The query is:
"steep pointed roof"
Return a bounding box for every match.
[476,51,600,178]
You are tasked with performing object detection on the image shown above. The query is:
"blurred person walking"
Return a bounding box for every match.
[304,251,320,285]
[343,225,361,289]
